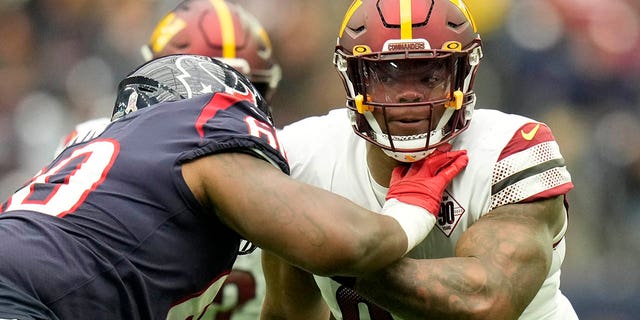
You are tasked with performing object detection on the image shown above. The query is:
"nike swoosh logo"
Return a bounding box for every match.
[521,123,540,141]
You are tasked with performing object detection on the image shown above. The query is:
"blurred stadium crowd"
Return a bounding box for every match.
[0,0,638,318]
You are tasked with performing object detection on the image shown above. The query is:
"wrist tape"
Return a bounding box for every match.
[380,198,437,255]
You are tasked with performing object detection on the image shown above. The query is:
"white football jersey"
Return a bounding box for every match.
[278,108,578,320]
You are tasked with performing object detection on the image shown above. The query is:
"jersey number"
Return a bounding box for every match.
[2,139,119,217]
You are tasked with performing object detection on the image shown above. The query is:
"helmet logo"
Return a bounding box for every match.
[125,90,139,115]
[443,41,462,51]
[174,56,256,105]
[449,0,478,32]
[339,0,364,38]
[353,45,372,56]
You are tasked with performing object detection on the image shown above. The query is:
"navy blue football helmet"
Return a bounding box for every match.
[112,54,270,123]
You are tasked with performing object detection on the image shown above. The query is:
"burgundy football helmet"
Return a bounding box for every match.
[334,0,483,162]
[142,0,281,102]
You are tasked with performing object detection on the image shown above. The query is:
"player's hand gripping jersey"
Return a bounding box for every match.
[0,88,286,318]
[278,108,574,320]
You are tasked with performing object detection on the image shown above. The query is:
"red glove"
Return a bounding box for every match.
[386,147,468,216]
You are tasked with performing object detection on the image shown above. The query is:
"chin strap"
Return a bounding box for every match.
[353,90,465,162]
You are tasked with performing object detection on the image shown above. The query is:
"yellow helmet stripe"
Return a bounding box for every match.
[149,13,186,53]
[339,0,363,38]
[449,0,478,32]
[209,0,236,57]
[400,0,413,39]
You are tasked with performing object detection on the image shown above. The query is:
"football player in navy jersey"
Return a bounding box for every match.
[51,2,282,318]
[0,54,467,319]
[142,2,282,318]
[262,0,578,319]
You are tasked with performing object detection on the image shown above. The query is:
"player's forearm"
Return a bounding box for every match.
[287,196,409,276]
[354,257,520,319]
[261,251,331,320]
[275,174,417,275]
[355,215,552,319]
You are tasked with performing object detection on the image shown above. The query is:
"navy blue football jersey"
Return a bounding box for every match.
[0,92,288,319]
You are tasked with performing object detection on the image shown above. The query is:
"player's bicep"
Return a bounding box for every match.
[460,196,565,253]
[181,151,293,235]
[182,151,370,274]
[261,251,329,319]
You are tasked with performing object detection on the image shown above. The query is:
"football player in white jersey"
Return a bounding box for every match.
[262,0,579,319]
[56,1,282,318]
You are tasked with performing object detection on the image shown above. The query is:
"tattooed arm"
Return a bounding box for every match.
[353,196,567,320]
